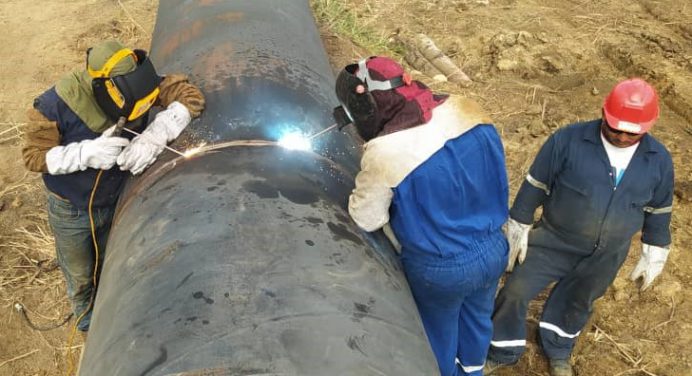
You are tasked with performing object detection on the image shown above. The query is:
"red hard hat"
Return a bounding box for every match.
[603,78,659,134]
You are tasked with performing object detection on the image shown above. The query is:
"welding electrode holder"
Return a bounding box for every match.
[111,116,127,137]
[332,106,352,131]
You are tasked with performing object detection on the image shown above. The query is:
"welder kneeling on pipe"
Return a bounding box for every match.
[335,56,509,376]
[21,40,205,333]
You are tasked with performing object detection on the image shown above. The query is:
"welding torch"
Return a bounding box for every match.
[305,106,352,140]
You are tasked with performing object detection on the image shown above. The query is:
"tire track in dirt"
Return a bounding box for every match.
[600,41,692,128]
[639,0,692,45]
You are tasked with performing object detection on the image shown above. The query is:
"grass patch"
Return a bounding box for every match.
[311,0,404,56]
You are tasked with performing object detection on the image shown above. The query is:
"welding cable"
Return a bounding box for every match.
[66,169,104,376]
[14,303,73,331]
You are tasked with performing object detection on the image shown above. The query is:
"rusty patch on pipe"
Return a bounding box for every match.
[215,11,244,22]
[192,41,236,93]
[157,20,205,62]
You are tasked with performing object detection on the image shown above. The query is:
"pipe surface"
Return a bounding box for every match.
[79,1,438,375]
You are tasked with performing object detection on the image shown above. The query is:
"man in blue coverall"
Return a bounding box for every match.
[334,56,509,376]
[485,78,674,376]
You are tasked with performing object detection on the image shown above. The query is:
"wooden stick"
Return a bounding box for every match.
[0,124,20,137]
[652,297,675,329]
[593,324,641,366]
[0,349,38,368]
[0,135,20,144]
[415,34,472,86]
[404,48,445,80]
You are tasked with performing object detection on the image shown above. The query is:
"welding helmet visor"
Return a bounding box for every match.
[89,48,162,122]
[334,58,406,141]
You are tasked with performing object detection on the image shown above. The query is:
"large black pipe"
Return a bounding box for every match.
[79,1,438,375]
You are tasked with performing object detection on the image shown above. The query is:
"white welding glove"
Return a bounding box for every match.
[505,217,532,272]
[46,125,129,175]
[117,101,191,175]
[630,243,670,291]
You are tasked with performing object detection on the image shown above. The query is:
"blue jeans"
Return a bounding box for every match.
[46,193,114,331]
[401,231,508,376]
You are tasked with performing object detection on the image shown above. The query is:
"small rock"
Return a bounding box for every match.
[497,59,518,71]
[591,87,600,95]
[536,32,549,43]
[527,119,548,137]
[611,277,630,301]
[10,196,22,209]
[613,290,629,302]
[540,55,563,74]
[674,181,692,202]
[432,74,448,82]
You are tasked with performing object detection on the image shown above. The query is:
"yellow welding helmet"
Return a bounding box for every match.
[88,47,162,122]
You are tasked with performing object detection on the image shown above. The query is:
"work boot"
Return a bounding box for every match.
[549,358,574,376]
[483,358,509,375]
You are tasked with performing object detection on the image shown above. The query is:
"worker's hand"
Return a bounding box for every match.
[116,135,165,175]
[505,217,531,272]
[117,101,191,175]
[630,243,670,291]
[81,132,130,170]
[45,128,129,175]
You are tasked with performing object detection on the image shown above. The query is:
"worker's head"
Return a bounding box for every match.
[601,78,659,147]
[334,56,446,141]
[86,40,162,122]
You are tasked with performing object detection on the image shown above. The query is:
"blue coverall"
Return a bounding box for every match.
[488,120,674,362]
[349,97,509,375]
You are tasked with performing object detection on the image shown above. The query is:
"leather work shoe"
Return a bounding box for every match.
[549,358,574,376]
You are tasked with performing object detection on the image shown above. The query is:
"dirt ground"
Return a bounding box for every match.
[0,0,690,375]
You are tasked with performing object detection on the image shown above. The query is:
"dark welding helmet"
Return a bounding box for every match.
[333,57,408,140]
[88,48,162,122]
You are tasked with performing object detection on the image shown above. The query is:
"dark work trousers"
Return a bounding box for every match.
[402,231,508,376]
[487,241,629,362]
[47,192,114,331]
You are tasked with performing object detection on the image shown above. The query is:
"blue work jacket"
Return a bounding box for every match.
[34,87,144,210]
[510,120,673,256]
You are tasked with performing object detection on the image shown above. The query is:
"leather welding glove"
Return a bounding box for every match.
[45,125,129,175]
[505,217,532,272]
[630,243,670,291]
[117,101,191,175]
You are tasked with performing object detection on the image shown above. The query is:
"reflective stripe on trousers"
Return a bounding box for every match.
[488,241,629,363]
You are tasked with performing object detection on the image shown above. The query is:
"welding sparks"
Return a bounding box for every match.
[277,132,312,151]
[182,142,207,158]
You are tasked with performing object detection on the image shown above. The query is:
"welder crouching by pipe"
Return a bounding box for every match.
[20,39,205,333]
